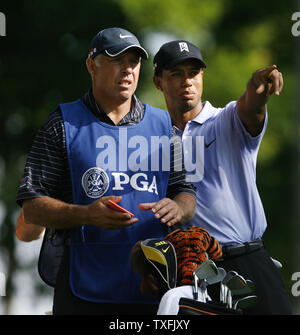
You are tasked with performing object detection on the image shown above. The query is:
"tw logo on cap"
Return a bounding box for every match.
[179,42,189,52]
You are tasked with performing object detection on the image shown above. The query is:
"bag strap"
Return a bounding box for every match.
[178,297,243,315]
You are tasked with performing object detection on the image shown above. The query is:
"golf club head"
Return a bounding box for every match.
[231,278,256,297]
[271,257,283,269]
[206,267,227,285]
[246,280,255,292]
[194,259,218,281]
[234,295,258,310]
[233,279,255,297]
[224,272,247,307]
[222,270,239,284]
[225,273,247,292]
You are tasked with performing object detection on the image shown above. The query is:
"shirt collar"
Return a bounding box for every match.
[82,88,144,125]
[191,101,216,124]
[172,101,216,136]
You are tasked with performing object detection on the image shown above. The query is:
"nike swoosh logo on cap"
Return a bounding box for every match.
[119,34,132,39]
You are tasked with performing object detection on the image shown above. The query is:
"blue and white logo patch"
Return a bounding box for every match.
[82,167,109,198]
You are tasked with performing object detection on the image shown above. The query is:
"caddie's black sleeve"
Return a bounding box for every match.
[16,108,73,206]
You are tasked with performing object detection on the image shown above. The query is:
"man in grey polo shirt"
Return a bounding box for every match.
[152,40,292,314]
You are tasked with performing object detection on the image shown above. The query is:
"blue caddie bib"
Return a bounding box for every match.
[61,99,172,303]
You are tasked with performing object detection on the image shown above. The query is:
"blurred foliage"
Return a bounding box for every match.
[0,0,298,313]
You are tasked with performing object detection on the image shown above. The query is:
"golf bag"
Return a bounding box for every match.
[131,228,256,315]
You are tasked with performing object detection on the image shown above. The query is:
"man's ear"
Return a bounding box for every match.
[153,75,163,91]
[86,57,95,77]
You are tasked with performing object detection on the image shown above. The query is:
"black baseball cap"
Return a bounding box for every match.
[153,40,206,75]
[88,27,148,60]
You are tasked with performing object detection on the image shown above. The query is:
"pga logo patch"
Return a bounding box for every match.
[82,167,109,198]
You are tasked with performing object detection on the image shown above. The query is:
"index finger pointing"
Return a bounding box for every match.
[261,64,278,77]
[139,202,156,211]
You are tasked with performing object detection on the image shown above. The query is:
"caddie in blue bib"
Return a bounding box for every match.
[61,99,172,304]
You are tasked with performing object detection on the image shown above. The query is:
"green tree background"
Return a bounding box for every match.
[0,0,299,314]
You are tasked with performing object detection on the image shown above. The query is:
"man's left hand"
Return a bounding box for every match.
[139,198,184,227]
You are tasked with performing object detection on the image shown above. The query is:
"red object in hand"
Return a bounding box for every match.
[107,200,134,217]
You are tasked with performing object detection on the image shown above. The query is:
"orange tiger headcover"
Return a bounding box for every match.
[164,226,222,286]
